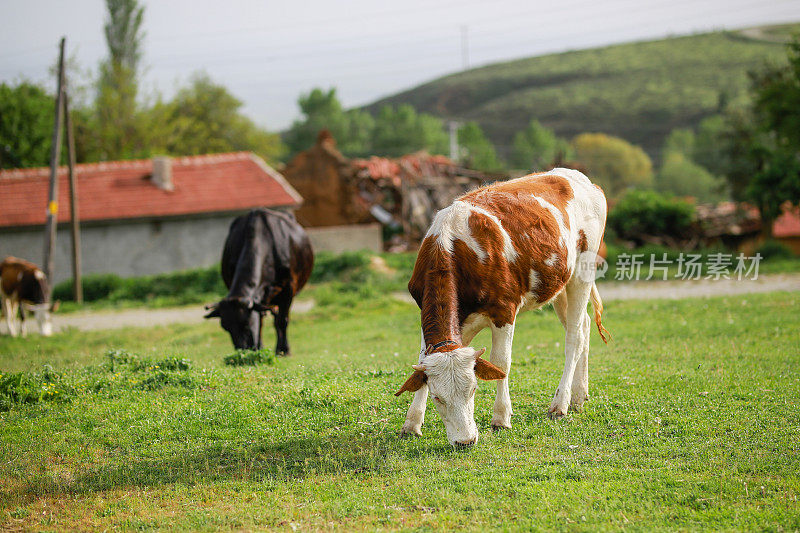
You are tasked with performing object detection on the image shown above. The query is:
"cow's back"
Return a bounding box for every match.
[411,169,606,327]
[221,209,313,298]
[1,257,48,303]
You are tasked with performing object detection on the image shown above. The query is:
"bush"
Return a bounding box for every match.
[608,190,694,245]
[310,251,372,283]
[53,273,124,302]
[756,240,794,260]
[52,266,225,303]
[223,349,276,367]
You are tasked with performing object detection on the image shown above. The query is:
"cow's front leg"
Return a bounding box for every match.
[401,384,428,437]
[490,322,515,430]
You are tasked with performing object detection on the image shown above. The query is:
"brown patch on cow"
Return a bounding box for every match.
[461,173,574,228]
[409,237,465,346]
[577,230,588,253]
[1,257,47,301]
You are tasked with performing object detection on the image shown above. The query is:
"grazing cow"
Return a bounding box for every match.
[395,168,609,447]
[1,257,57,337]
[205,208,314,354]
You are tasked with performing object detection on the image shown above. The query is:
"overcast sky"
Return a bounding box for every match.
[1,0,799,130]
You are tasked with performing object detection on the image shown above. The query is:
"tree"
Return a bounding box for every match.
[656,128,726,202]
[700,37,800,234]
[510,119,570,171]
[149,73,285,163]
[284,88,373,158]
[571,133,653,197]
[745,147,800,237]
[752,38,800,150]
[656,152,726,203]
[457,122,501,170]
[0,82,54,169]
[93,0,146,160]
[607,189,694,246]
[372,104,448,158]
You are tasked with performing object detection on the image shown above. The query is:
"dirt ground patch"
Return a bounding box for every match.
[4,274,798,334]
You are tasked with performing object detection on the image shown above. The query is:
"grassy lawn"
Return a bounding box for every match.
[1,291,799,531]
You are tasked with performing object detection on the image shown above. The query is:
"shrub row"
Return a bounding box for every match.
[53,266,226,303]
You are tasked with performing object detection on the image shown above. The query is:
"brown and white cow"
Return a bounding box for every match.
[395,168,609,447]
[1,257,56,337]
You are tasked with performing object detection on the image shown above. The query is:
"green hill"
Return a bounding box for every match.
[364,24,798,162]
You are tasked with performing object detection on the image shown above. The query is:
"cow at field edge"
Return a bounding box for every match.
[395,168,609,447]
[205,208,313,354]
[1,257,57,337]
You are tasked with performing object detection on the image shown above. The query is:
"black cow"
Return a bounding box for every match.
[205,209,314,354]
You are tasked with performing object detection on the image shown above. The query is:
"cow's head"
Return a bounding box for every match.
[204,298,267,350]
[395,347,506,447]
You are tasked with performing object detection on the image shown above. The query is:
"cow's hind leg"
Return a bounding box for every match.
[548,280,592,418]
[18,306,27,338]
[490,321,515,430]
[569,313,591,411]
[553,292,591,411]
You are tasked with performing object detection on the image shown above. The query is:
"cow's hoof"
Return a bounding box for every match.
[547,403,568,419]
[490,414,511,431]
[570,394,588,411]
[399,426,422,438]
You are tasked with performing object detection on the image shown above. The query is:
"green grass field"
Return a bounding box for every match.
[1,290,799,531]
[365,24,798,160]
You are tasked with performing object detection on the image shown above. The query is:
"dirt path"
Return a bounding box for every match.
[6,274,796,334]
[40,299,316,334]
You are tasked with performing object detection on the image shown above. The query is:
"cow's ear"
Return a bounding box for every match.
[395,369,427,396]
[204,303,220,319]
[475,357,506,381]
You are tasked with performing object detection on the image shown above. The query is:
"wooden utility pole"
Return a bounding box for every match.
[64,91,82,303]
[43,37,66,289]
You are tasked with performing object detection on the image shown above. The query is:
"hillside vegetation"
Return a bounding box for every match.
[365,25,798,160]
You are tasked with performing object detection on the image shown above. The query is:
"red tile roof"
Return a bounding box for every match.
[773,205,800,238]
[0,152,302,228]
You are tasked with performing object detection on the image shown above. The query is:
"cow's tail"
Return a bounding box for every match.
[589,283,610,344]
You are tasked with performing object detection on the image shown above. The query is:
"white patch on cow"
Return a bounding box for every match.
[545,253,558,267]
[529,270,540,294]
[418,347,482,446]
[33,269,44,280]
[427,201,517,263]
[466,203,518,263]
[549,167,593,187]
[531,195,568,245]
[427,201,486,261]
